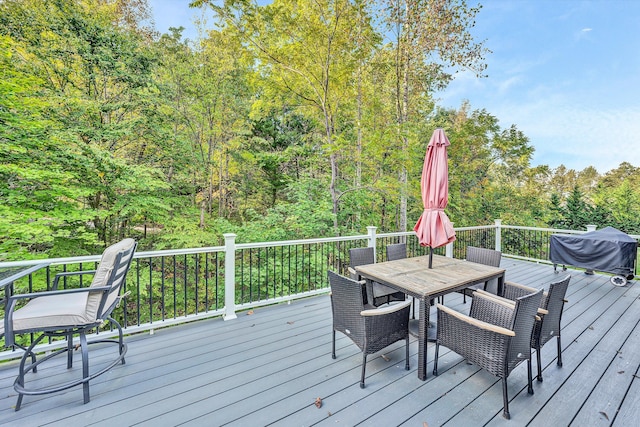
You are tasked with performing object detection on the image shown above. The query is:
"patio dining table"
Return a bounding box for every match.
[355,254,505,381]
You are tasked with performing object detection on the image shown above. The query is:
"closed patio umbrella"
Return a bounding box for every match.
[413,128,456,267]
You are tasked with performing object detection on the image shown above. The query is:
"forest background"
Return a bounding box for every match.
[2,0,639,262]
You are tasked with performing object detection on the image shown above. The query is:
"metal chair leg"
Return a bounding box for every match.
[405,337,410,370]
[360,354,367,389]
[502,377,510,419]
[80,332,90,404]
[67,332,74,368]
[332,330,336,359]
[536,345,543,382]
[527,359,534,394]
[557,335,563,367]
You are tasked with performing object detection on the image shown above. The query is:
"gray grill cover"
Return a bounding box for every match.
[549,227,637,276]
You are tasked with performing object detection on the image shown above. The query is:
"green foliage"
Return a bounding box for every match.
[2,0,640,264]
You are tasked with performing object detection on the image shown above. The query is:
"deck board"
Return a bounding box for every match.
[1,258,640,426]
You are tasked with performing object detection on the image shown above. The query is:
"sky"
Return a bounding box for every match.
[149,0,640,173]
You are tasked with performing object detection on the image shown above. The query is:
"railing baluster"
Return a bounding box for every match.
[172,255,177,319]
[161,257,166,321]
[149,256,153,323]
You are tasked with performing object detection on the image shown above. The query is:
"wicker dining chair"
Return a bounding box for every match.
[459,246,502,303]
[386,242,421,317]
[329,270,411,388]
[386,243,407,262]
[434,288,543,419]
[348,247,405,306]
[499,275,571,381]
[2,238,136,410]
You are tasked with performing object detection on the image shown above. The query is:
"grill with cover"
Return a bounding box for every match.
[549,226,637,286]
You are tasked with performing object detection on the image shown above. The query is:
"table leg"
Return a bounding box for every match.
[418,298,428,381]
[497,272,505,296]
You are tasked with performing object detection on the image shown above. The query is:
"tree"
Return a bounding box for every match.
[380,0,488,231]
[1,0,175,252]
[198,0,372,231]
[426,105,536,226]
[0,33,99,259]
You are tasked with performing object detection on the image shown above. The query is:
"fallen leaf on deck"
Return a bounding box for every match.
[423,422,429,427]
[618,370,625,374]
[315,397,322,408]
[247,310,254,315]
[287,321,295,325]
[588,325,594,330]
[74,344,81,351]
[381,354,390,361]
[599,411,609,421]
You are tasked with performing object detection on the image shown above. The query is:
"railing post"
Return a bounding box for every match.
[494,219,502,252]
[446,223,454,258]
[223,233,237,321]
[367,226,377,260]
[586,224,597,232]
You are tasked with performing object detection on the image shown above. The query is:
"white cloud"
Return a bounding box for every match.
[497,76,522,95]
[575,27,593,41]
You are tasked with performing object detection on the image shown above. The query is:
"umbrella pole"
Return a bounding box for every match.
[429,247,433,268]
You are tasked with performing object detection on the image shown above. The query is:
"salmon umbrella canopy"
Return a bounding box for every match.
[413,128,456,267]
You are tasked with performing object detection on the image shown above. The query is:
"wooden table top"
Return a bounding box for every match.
[355,254,505,299]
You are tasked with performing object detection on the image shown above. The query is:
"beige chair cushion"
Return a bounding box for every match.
[86,238,135,321]
[10,292,92,332]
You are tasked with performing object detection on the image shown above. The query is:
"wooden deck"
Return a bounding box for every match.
[1,258,639,426]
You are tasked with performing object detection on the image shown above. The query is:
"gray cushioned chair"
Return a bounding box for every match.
[434,288,543,419]
[2,238,136,410]
[329,270,411,388]
[348,247,405,306]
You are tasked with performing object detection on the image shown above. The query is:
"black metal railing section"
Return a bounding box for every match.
[449,227,497,259]
[125,253,222,327]
[234,239,371,303]
[501,227,556,260]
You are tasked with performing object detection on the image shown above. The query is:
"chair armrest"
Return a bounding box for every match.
[474,290,516,308]
[505,281,537,292]
[361,299,411,316]
[8,285,110,302]
[470,291,517,328]
[53,269,97,289]
[437,304,515,337]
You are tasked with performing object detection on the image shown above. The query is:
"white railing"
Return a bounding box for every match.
[1,221,636,361]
